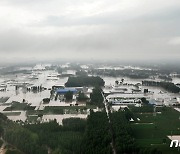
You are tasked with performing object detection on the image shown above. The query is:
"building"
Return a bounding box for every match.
[106,93,149,106]
[56,88,78,95]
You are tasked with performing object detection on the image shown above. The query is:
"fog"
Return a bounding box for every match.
[0,0,180,64]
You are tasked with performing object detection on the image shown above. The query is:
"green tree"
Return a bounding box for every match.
[64,91,73,101]
[90,87,104,107]
[77,91,88,102]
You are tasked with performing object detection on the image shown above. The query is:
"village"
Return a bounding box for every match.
[0,63,179,125]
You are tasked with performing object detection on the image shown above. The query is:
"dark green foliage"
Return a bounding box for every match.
[110,111,137,153]
[141,97,149,104]
[5,149,23,154]
[0,112,8,121]
[89,68,156,78]
[62,118,86,132]
[0,139,3,147]
[43,98,50,104]
[57,67,63,74]
[90,87,104,108]
[65,76,105,87]
[130,105,154,113]
[64,91,73,101]
[3,102,35,111]
[76,70,87,76]
[158,75,172,81]
[25,119,85,154]
[139,147,162,154]
[77,91,88,102]
[0,97,9,103]
[3,124,48,154]
[142,80,180,93]
[124,107,136,121]
[82,111,112,154]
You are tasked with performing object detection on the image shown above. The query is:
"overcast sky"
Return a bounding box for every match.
[0,0,180,63]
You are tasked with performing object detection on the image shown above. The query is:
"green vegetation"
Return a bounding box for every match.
[89,68,158,78]
[1,105,180,153]
[0,113,47,154]
[142,80,180,93]
[64,91,73,101]
[42,98,50,104]
[0,97,9,103]
[44,107,64,114]
[76,70,88,76]
[110,111,137,153]
[130,105,154,113]
[158,75,172,81]
[131,107,180,153]
[77,91,88,102]
[90,87,104,108]
[44,105,96,115]
[24,118,86,154]
[0,138,3,147]
[82,111,112,154]
[65,76,105,87]
[3,102,35,111]
[6,148,23,154]
[3,112,21,116]
[26,115,38,123]
[0,112,88,154]
[62,118,86,132]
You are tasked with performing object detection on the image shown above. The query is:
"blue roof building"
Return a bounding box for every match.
[56,88,78,94]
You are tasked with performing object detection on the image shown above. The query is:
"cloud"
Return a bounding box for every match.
[0,0,180,63]
[168,37,180,45]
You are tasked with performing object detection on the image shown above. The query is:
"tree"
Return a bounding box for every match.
[77,91,88,102]
[90,87,104,107]
[65,76,105,87]
[57,67,63,74]
[64,91,73,101]
[115,80,119,85]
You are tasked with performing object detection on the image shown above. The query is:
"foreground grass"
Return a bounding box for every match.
[3,102,35,111]
[3,112,21,116]
[131,107,180,153]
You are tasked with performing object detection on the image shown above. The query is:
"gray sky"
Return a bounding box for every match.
[0,0,180,63]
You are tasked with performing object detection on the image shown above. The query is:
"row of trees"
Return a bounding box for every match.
[0,112,88,154]
[25,119,86,153]
[65,76,105,87]
[1,107,164,153]
[3,121,47,154]
[82,111,112,154]
[88,68,158,78]
[90,87,104,108]
[142,80,180,93]
[109,110,137,153]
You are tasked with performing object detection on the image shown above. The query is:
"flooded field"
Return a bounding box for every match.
[0,64,180,124]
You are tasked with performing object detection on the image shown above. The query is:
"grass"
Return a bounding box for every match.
[131,107,180,153]
[3,112,21,116]
[0,97,9,103]
[3,102,35,111]
[26,115,38,123]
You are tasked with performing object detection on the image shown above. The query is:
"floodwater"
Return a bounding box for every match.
[102,76,180,106]
[0,65,179,124]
